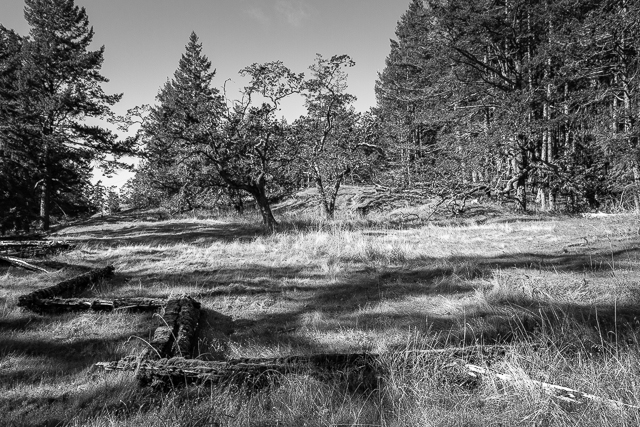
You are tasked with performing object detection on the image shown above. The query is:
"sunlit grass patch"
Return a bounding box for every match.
[2,213,640,425]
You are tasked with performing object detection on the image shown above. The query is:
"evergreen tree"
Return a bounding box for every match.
[376,0,639,212]
[142,32,225,212]
[0,0,132,230]
[139,34,302,229]
[0,25,35,233]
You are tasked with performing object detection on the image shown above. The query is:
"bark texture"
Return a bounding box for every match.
[22,297,166,314]
[144,295,201,359]
[17,265,115,311]
[0,240,73,258]
[96,353,382,391]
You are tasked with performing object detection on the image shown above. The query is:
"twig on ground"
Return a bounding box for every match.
[0,255,51,273]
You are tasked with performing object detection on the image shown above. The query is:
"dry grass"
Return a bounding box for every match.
[2,210,640,426]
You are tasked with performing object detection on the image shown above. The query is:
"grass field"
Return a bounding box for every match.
[2,209,640,426]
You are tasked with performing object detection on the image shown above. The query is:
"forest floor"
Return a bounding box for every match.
[2,208,640,426]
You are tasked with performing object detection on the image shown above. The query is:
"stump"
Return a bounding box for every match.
[144,295,201,359]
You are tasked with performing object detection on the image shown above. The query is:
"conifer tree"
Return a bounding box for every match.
[0,0,131,230]
[142,32,225,212]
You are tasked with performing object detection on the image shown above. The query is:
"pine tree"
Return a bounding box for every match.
[0,25,34,233]
[2,0,131,230]
[142,32,225,212]
[138,34,303,230]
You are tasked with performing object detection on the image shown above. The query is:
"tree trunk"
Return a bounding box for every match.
[314,165,350,220]
[39,175,50,231]
[633,164,640,213]
[250,176,277,232]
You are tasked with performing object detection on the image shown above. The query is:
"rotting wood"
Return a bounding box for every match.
[0,255,51,273]
[172,297,201,358]
[17,265,115,311]
[96,353,381,390]
[22,297,166,314]
[96,351,640,408]
[144,295,201,360]
[0,240,73,257]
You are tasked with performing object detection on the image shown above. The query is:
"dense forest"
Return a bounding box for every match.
[1,0,639,233]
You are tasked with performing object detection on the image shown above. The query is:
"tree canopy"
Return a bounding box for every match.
[0,0,134,231]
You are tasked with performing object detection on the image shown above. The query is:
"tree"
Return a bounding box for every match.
[298,55,354,219]
[140,32,225,213]
[1,0,132,231]
[376,0,639,212]
[0,25,36,233]
[211,62,304,229]
[137,33,303,230]
[295,54,382,218]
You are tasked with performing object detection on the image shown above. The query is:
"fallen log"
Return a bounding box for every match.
[0,240,73,257]
[96,351,640,408]
[0,255,51,273]
[21,297,166,314]
[17,265,115,311]
[96,353,381,390]
[144,295,201,359]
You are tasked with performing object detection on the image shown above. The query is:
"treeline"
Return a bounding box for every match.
[2,0,639,234]
[121,34,380,230]
[375,0,640,212]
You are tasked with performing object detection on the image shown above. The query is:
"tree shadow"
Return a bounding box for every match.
[168,244,640,353]
[0,327,152,386]
[55,220,267,246]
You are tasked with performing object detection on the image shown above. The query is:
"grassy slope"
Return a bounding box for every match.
[2,211,640,426]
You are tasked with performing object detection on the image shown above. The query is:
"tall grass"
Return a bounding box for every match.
[2,212,640,425]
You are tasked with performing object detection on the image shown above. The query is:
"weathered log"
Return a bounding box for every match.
[96,353,382,390]
[0,240,73,257]
[0,255,51,273]
[172,297,201,357]
[21,297,166,314]
[17,265,115,311]
[144,295,201,359]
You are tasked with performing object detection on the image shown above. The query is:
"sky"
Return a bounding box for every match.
[0,0,410,187]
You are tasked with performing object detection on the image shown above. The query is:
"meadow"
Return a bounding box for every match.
[2,208,640,426]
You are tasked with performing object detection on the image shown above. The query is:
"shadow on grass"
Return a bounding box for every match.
[0,311,157,386]
[55,220,267,246]
[147,244,640,352]
[0,373,150,427]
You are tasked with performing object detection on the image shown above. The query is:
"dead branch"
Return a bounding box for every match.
[0,255,51,273]
[465,364,639,409]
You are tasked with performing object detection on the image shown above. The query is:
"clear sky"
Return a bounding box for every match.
[1,0,410,187]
